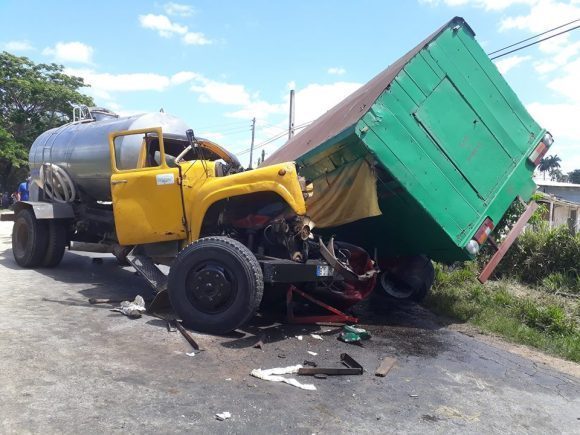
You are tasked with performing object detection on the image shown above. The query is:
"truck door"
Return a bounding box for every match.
[109,127,187,245]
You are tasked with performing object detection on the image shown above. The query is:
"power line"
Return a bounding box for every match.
[488,18,580,56]
[489,22,580,60]
[237,121,312,156]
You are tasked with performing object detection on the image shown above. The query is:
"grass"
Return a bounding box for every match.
[423,262,580,362]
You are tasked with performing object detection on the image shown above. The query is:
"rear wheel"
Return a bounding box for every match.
[378,255,434,302]
[168,236,264,334]
[12,208,49,268]
[41,220,67,268]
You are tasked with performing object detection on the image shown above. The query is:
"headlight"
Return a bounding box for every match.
[466,240,480,256]
[543,132,554,147]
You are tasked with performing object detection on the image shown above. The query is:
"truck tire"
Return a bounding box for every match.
[378,255,434,302]
[168,236,264,334]
[41,220,67,268]
[12,208,49,268]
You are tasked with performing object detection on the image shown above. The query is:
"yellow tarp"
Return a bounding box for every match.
[306,158,382,228]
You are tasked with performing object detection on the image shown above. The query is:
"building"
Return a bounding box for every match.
[534,179,580,233]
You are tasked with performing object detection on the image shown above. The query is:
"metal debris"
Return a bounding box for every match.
[298,353,363,376]
[215,411,231,421]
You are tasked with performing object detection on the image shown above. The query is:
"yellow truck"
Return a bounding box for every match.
[11,109,374,333]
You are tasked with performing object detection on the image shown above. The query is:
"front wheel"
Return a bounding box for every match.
[168,236,264,334]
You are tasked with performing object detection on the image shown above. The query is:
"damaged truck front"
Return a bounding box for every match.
[11,109,375,333]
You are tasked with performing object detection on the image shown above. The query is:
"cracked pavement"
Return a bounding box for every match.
[0,221,578,434]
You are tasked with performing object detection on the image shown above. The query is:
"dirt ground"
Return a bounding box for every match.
[0,220,578,434]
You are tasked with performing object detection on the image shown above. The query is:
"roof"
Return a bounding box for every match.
[265,17,473,165]
[534,178,580,188]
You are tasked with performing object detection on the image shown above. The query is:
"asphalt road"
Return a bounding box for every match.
[0,220,578,434]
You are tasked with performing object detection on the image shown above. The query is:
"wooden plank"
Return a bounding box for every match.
[375,357,397,377]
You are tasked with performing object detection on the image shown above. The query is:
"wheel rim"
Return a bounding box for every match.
[380,272,414,299]
[14,221,29,255]
[185,262,237,314]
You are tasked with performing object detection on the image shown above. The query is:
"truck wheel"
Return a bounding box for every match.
[168,236,264,334]
[378,255,434,302]
[41,220,67,268]
[12,208,49,268]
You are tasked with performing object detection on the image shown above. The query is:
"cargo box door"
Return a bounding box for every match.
[414,77,514,201]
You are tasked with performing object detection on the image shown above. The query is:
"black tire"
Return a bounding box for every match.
[378,255,435,302]
[168,236,264,334]
[12,208,49,268]
[41,220,67,268]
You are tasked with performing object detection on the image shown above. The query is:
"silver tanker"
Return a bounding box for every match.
[29,110,190,201]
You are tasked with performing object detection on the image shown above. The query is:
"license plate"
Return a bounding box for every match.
[316,265,333,277]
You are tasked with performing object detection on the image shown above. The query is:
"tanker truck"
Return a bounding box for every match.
[11,107,376,333]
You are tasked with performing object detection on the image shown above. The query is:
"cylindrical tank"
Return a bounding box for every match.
[29,112,190,201]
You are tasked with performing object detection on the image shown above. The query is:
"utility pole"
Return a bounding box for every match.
[248,117,256,169]
[288,89,295,140]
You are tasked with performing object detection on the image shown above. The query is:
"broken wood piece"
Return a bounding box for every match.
[174,320,200,351]
[375,356,396,377]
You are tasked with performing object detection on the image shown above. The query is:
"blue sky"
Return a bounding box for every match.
[1,0,579,171]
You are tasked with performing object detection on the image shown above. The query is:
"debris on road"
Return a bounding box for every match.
[298,353,363,376]
[166,320,177,332]
[338,325,371,344]
[307,351,318,356]
[110,295,147,318]
[375,357,397,377]
[250,365,316,391]
[296,335,303,341]
[310,334,323,340]
[303,360,317,367]
[253,334,266,350]
[174,320,201,351]
[89,297,124,305]
[186,352,196,357]
[215,411,231,421]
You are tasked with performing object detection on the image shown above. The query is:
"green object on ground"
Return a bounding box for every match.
[339,325,371,343]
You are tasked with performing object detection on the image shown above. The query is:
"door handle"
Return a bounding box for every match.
[111,180,128,185]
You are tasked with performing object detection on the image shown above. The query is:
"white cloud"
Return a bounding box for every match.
[499,0,580,32]
[65,68,172,92]
[139,13,211,45]
[164,2,195,16]
[328,67,346,75]
[420,0,536,10]
[139,14,187,37]
[191,79,251,105]
[42,42,94,64]
[171,71,200,85]
[183,32,211,45]
[494,54,531,73]
[3,40,33,51]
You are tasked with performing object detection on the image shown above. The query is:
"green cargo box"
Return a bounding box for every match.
[266,17,550,263]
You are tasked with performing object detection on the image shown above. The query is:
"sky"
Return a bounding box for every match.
[1,0,579,171]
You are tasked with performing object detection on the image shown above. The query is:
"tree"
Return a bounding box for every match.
[549,168,568,182]
[0,51,93,190]
[539,154,561,180]
[568,169,580,184]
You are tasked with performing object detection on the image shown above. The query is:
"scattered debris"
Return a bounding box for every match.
[89,297,124,305]
[215,411,231,421]
[409,394,419,398]
[250,365,316,391]
[307,351,318,356]
[186,352,196,357]
[375,357,397,377]
[310,334,323,340]
[298,353,363,376]
[338,325,371,344]
[110,295,147,318]
[253,334,266,350]
[303,360,317,367]
[225,378,232,381]
[422,414,441,422]
[277,354,287,359]
[296,335,303,341]
[174,321,201,351]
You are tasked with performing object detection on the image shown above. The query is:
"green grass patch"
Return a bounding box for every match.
[424,263,580,362]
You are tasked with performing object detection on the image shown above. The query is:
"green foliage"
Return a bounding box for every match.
[495,224,580,291]
[568,169,580,184]
[425,263,580,362]
[538,154,561,180]
[0,51,94,190]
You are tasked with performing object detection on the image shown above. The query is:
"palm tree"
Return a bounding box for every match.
[539,154,561,180]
